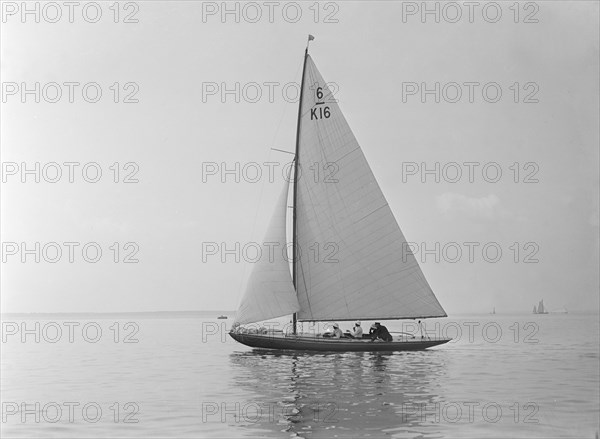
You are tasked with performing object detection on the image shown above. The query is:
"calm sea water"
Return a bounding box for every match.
[1,312,598,438]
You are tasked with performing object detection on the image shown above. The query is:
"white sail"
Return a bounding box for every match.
[234,179,300,325]
[294,55,447,321]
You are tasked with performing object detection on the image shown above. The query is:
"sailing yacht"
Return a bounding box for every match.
[539,300,546,314]
[536,300,548,314]
[229,38,451,352]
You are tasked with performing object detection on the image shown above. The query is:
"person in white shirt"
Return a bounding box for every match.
[346,321,363,339]
[332,323,343,339]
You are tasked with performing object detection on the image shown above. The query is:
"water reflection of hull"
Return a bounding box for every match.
[229,332,451,351]
[228,348,449,437]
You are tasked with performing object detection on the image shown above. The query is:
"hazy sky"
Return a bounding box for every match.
[1,1,598,314]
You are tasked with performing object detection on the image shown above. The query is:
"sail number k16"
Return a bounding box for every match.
[310,87,331,120]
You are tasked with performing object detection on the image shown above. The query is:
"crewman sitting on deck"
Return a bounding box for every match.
[370,322,393,342]
[346,321,363,339]
[332,323,343,339]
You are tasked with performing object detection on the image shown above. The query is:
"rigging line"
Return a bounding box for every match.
[271,147,295,155]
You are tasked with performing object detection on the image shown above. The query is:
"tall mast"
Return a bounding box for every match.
[292,39,311,335]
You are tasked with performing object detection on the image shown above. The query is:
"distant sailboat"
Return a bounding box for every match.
[532,305,537,314]
[534,300,548,314]
[490,307,496,315]
[229,37,450,352]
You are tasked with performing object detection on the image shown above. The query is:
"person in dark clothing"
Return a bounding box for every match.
[370,322,393,342]
[369,323,377,336]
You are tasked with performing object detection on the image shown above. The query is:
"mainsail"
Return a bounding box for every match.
[234,179,300,325]
[293,55,447,321]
